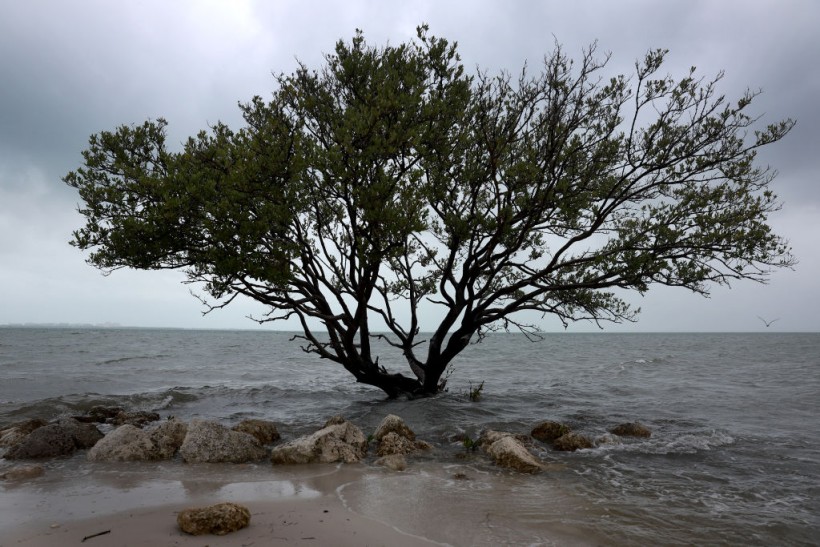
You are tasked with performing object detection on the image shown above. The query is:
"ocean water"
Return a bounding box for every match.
[1,327,818,545]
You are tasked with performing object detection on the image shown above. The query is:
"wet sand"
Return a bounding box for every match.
[1,462,437,546]
[1,458,599,546]
[4,496,433,546]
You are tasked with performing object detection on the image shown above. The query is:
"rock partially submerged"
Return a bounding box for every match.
[532,419,648,450]
[1,464,45,481]
[373,414,416,442]
[372,415,431,457]
[479,430,545,473]
[478,429,531,447]
[530,419,595,451]
[73,406,160,428]
[375,454,407,471]
[177,502,251,536]
[75,406,124,423]
[4,424,75,460]
[54,418,104,449]
[232,419,280,445]
[0,419,48,448]
[531,420,571,443]
[5,415,266,464]
[4,410,640,479]
[87,419,189,462]
[270,416,366,465]
[5,419,103,460]
[150,419,189,459]
[87,424,157,462]
[610,422,652,438]
[1,407,163,461]
[377,432,417,456]
[180,420,266,463]
[552,432,594,452]
[113,410,161,428]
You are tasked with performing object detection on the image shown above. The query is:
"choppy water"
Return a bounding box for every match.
[1,327,818,545]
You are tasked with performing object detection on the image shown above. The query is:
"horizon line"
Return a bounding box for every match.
[1,323,816,334]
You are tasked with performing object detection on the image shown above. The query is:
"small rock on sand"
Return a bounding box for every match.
[177,502,251,535]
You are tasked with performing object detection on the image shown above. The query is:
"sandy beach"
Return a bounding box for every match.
[0,457,600,547]
[4,496,434,546]
[1,461,438,547]
[1,461,439,546]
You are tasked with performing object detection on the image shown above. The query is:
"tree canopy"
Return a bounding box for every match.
[66,27,795,397]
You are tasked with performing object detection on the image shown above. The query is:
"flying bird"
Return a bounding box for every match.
[757,316,780,327]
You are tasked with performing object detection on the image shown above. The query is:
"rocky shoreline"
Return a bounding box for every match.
[1,406,652,479]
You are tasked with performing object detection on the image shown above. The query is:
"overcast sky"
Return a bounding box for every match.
[1,0,817,332]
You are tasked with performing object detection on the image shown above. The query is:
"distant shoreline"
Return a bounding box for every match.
[0,324,815,334]
[1,322,125,329]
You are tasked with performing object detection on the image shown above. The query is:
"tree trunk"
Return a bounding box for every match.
[358,370,424,399]
[422,364,447,394]
[342,353,451,399]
